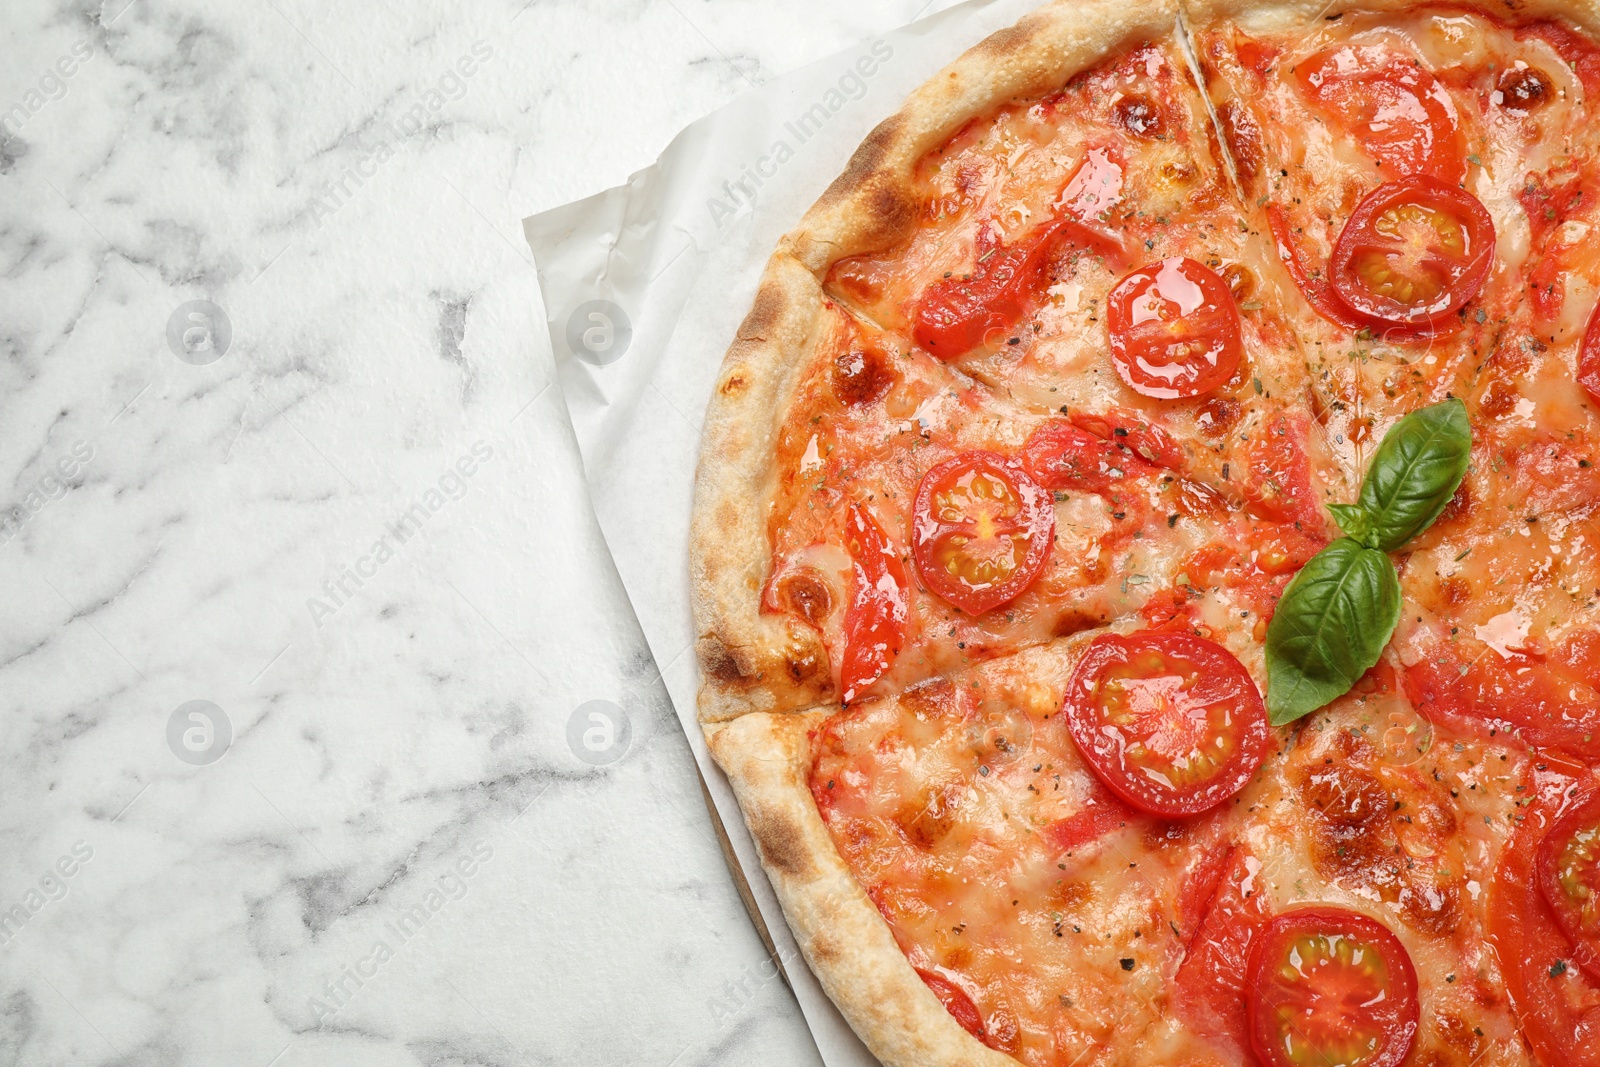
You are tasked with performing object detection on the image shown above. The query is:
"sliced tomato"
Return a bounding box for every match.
[1043,784,1141,855]
[1539,785,1600,982]
[1246,906,1420,1067]
[1558,629,1600,691]
[1248,521,1324,576]
[1581,300,1600,406]
[1297,45,1463,181]
[1329,178,1494,329]
[915,968,987,1040]
[1241,413,1326,532]
[838,502,908,704]
[1268,204,1390,335]
[910,451,1054,616]
[1403,640,1600,758]
[1020,419,1144,495]
[1106,257,1243,399]
[912,217,1118,360]
[1491,773,1600,1067]
[1175,848,1271,1054]
[1070,409,1187,470]
[1062,631,1269,816]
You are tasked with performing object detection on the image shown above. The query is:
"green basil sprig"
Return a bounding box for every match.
[1265,399,1471,726]
[1326,399,1472,551]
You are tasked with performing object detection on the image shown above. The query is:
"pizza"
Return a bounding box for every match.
[688,1,1600,1064]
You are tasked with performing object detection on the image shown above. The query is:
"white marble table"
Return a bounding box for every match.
[0,1,947,1063]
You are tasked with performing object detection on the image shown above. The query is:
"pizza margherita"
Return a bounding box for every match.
[689,2,1600,1064]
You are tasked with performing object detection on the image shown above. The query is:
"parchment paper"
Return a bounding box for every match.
[524,2,1041,1060]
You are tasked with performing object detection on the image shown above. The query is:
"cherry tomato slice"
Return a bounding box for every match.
[914,968,986,1039]
[1246,907,1420,1067]
[1403,640,1600,758]
[1297,45,1463,181]
[1062,631,1269,816]
[1539,786,1600,982]
[1329,178,1494,329]
[1175,848,1272,1054]
[1268,204,1399,336]
[1107,257,1242,399]
[1020,419,1138,495]
[913,217,1117,360]
[838,502,908,704]
[1491,773,1600,1067]
[1580,300,1600,407]
[910,451,1054,616]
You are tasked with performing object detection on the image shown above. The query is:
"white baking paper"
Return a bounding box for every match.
[524,2,1043,1061]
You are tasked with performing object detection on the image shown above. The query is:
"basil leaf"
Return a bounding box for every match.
[1265,538,1402,726]
[1326,503,1372,544]
[1349,399,1472,551]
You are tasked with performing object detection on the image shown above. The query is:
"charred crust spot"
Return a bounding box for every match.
[866,181,915,240]
[784,645,829,687]
[1497,66,1552,113]
[969,18,1040,62]
[832,340,897,406]
[698,634,751,684]
[1218,100,1265,196]
[1112,94,1164,138]
[1197,397,1242,439]
[777,570,834,627]
[1220,263,1256,303]
[1293,735,1462,935]
[1436,480,1472,527]
[1051,609,1100,639]
[737,280,786,344]
[818,114,906,208]
[896,780,963,850]
[901,676,959,718]
[720,371,749,397]
[750,808,816,878]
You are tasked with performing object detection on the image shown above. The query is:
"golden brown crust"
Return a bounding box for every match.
[706,710,1017,1067]
[688,0,1183,723]
[690,252,839,722]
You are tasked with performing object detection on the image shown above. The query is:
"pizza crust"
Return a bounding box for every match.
[688,0,1184,723]
[705,709,1017,1067]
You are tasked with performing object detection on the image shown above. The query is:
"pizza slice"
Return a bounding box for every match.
[1185,2,1594,486]
[710,626,1272,1067]
[821,26,1346,522]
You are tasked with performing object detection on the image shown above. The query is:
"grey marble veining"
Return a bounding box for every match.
[0,1,947,1063]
